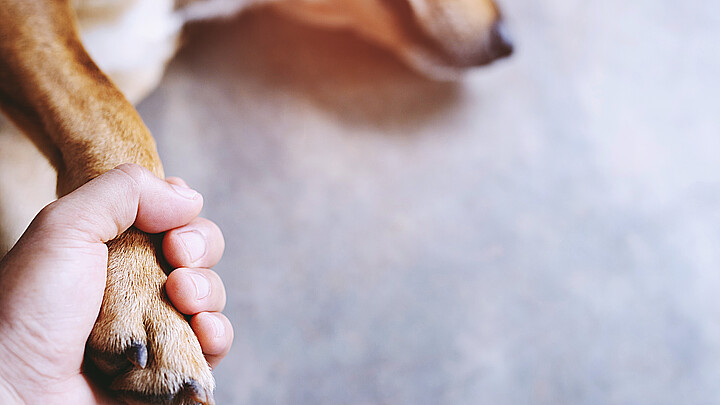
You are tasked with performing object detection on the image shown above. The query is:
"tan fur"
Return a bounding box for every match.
[89,229,213,403]
[270,0,510,79]
[0,0,510,403]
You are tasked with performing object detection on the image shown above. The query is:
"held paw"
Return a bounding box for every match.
[85,228,215,404]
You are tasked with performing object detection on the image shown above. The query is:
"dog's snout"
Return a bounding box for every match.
[446,19,514,68]
[488,20,513,59]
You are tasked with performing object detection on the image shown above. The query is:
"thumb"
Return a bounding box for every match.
[38,163,203,245]
[0,163,203,328]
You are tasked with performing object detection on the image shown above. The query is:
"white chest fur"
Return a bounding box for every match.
[72,0,259,103]
[74,0,183,102]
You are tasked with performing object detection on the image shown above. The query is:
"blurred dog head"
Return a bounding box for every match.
[272,0,513,79]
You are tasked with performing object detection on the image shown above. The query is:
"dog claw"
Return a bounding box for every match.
[125,342,148,369]
[186,379,215,405]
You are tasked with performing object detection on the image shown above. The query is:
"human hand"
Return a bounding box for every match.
[0,164,233,404]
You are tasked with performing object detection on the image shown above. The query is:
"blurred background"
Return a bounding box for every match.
[137,0,720,403]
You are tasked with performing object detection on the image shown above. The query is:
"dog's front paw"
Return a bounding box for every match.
[85,228,214,405]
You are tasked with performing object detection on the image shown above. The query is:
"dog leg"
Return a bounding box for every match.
[0,1,214,403]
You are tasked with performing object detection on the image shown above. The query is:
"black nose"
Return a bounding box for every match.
[488,20,514,59]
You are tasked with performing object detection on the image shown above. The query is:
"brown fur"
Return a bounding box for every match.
[0,0,510,403]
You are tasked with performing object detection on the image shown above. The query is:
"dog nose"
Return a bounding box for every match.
[457,20,514,67]
[488,20,514,59]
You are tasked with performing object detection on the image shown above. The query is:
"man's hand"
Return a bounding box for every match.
[0,164,233,404]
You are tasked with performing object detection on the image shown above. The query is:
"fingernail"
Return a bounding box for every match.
[171,183,200,200]
[189,271,211,300]
[179,230,207,263]
[208,314,224,338]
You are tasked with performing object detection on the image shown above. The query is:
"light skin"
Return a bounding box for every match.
[0,164,233,404]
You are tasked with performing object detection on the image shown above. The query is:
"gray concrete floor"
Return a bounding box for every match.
[137,1,720,403]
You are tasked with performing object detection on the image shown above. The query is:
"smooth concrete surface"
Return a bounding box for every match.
[137,1,720,403]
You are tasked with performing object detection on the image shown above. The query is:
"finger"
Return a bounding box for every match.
[165,268,227,314]
[117,164,203,234]
[38,163,203,244]
[190,312,233,369]
[163,217,225,269]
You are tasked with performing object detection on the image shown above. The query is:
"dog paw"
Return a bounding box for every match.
[85,228,215,404]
